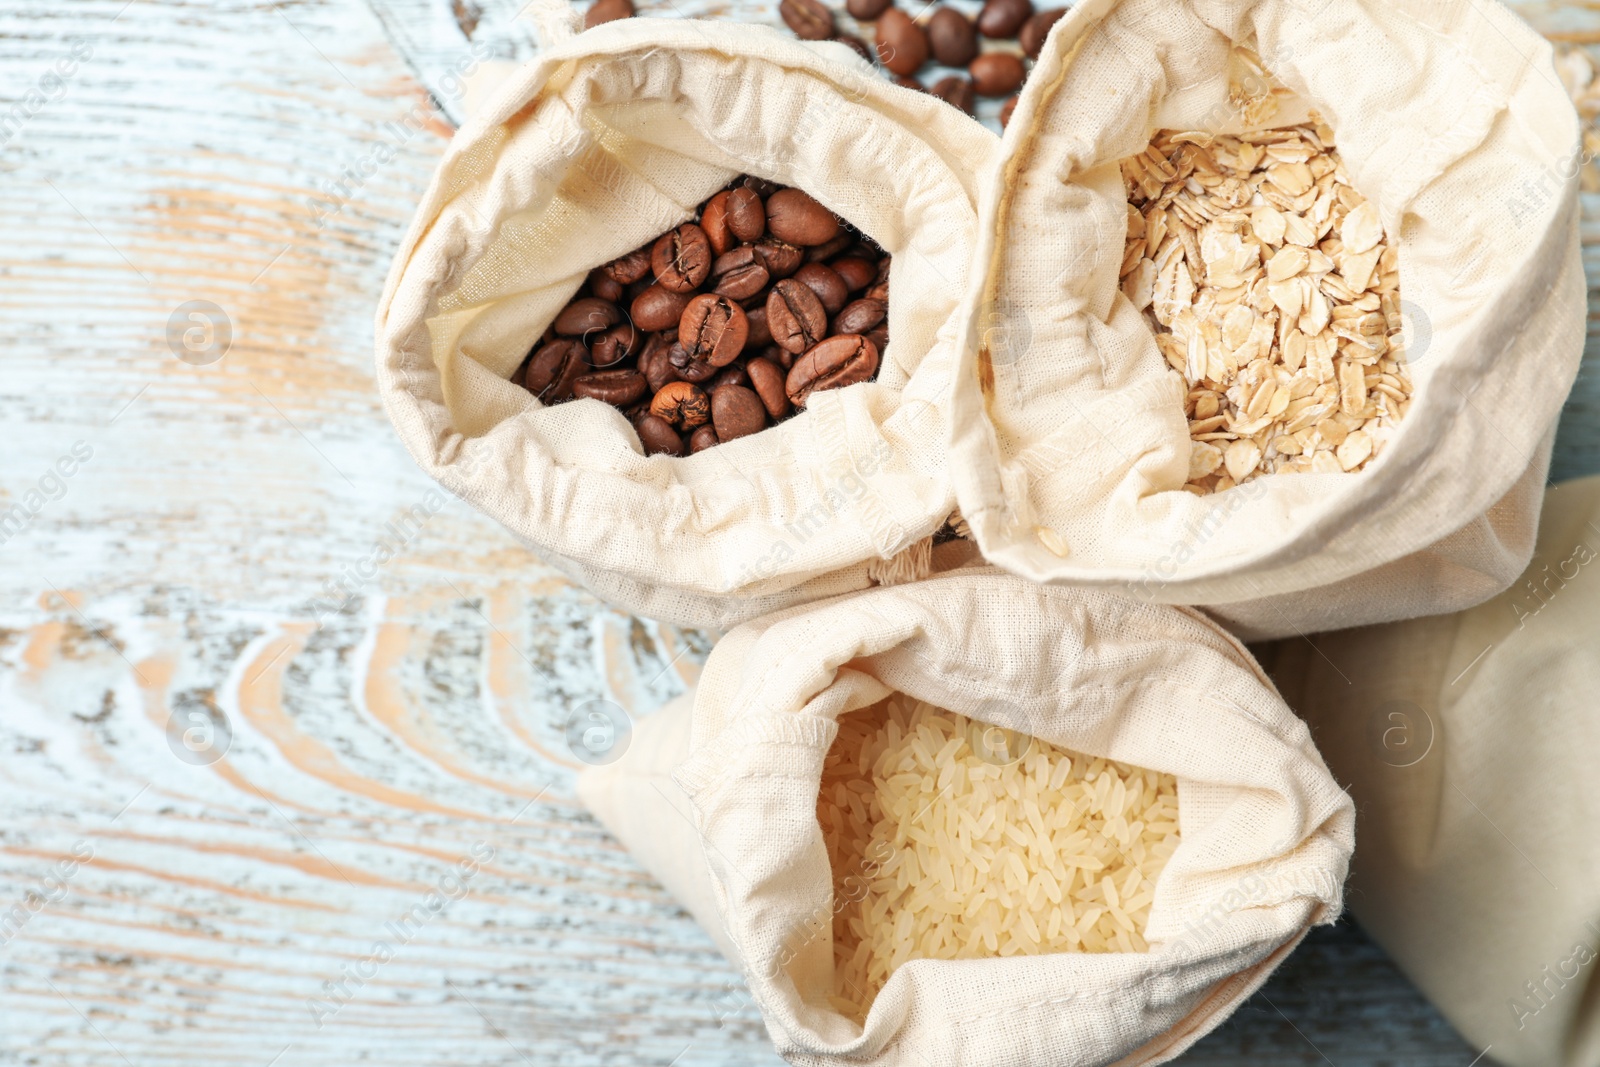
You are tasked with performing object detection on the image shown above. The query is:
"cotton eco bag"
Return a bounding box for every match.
[948,0,1585,640]
[1265,473,1600,1067]
[376,18,993,629]
[579,569,1354,1064]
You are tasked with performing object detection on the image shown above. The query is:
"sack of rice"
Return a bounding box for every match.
[375,13,991,629]
[948,0,1585,639]
[1264,473,1600,1067]
[578,569,1354,1063]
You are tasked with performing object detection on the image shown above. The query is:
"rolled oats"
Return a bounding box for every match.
[1119,101,1412,494]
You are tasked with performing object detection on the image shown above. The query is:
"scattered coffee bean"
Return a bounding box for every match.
[977,0,1032,38]
[1019,7,1064,58]
[651,223,712,292]
[525,339,588,403]
[636,413,685,456]
[786,334,880,407]
[768,278,829,354]
[583,0,633,30]
[847,0,892,18]
[970,52,1025,96]
[832,33,874,63]
[711,246,770,301]
[650,381,711,429]
[794,262,849,314]
[930,74,976,115]
[892,74,926,92]
[928,7,979,67]
[680,293,750,368]
[999,94,1019,128]
[780,0,835,40]
[876,9,929,77]
[573,368,648,407]
[712,384,768,442]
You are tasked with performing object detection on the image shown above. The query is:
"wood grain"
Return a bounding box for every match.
[0,0,1593,1064]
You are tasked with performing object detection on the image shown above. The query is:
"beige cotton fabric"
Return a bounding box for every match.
[375,18,993,630]
[1266,474,1600,1067]
[581,569,1354,1065]
[948,0,1585,640]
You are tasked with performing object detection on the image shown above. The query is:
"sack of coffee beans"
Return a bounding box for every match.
[579,569,1354,1064]
[376,17,992,627]
[1262,473,1600,1067]
[948,0,1585,639]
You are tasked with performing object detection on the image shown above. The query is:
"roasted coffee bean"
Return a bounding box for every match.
[650,381,711,429]
[767,189,839,247]
[930,75,976,115]
[786,334,880,407]
[865,322,890,353]
[725,187,766,243]
[688,424,720,453]
[831,256,877,292]
[740,176,780,199]
[711,385,768,442]
[651,223,712,292]
[555,297,623,336]
[699,191,735,256]
[875,9,928,77]
[603,244,653,284]
[584,0,634,30]
[767,279,828,354]
[793,262,849,314]
[524,339,588,402]
[762,343,795,371]
[806,232,854,262]
[625,274,654,302]
[834,297,887,335]
[638,333,681,393]
[866,257,891,301]
[590,321,638,366]
[976,0,1031,38]
[710,246,770,301]
[1020,7,1064,57]
[832,33,874,63]
[670,341,720,383]
[744,304,773,349]
[970,52,1025,96]
[927,7,978,66]
[573,369,648,407]
[631,284,692,332]
[999,94,1019,128]
[779,0,834,40]
[710,363,750,390]
[745,356,792,419]
[847,0,891,18]
[892,74,926,92]
[589,269,625,303]
[679,293,750,368]
[636,414,685,456]
[843,240,882,262]
[753,237,804,279]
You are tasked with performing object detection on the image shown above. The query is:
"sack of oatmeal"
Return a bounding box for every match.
[376,14,991,629]
[949,0,1584,639]
[1265,473,1600,1067]
[579,569,1354,1064]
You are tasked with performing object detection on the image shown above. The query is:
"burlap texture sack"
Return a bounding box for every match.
[948,0,1585,640]
[1266,473,1600,1067]
[376,17,993,629]
[581,569,1354,1064]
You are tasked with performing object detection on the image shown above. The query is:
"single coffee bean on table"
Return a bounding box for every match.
[928,7,979,67]
[970,51,1026,96]
[780,0,835,40]
[514,177,890,455]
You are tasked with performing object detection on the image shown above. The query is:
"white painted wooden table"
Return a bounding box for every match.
[1,1,1595,1064]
